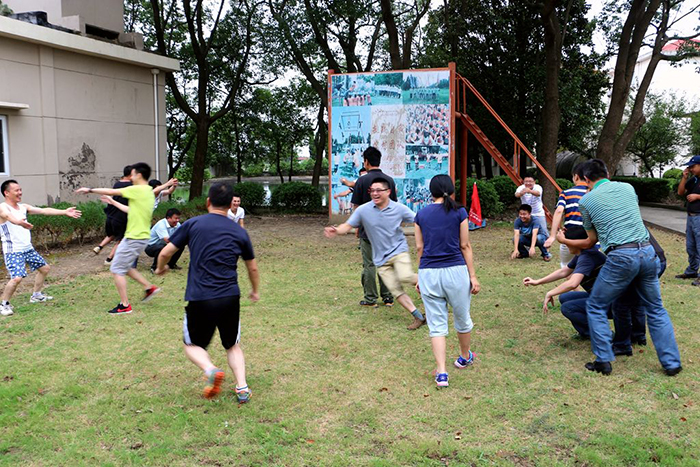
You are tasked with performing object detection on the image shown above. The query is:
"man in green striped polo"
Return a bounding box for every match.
[557,159,681,376]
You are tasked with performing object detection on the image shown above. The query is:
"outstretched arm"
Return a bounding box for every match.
[523,267,572,287]
[26,204,81,218]
[324,223,355,238]
[153,178,178,196]
[0,204,33,229]
[542,273,584,314]
[100,195,129,214]
[76,187,123,197]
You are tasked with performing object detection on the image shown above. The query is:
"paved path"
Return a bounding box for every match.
[640,205,686,236]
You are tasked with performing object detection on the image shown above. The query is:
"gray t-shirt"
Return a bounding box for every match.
[347,200,415,266]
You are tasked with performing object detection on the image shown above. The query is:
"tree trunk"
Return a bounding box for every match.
[276,141,284,184]
[289,148,294,182]
[540,0,563,211]
[233,115,242,183]
[189,120,210,200]
[311,104,326,187]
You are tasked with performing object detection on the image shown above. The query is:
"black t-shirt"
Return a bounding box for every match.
[567,248,607,292]
[170,213,255,302]
[685,176,700,213]
[350,169,398,240]
[105,180,132,223]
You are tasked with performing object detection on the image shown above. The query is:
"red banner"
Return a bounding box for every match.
[469,182,482,225]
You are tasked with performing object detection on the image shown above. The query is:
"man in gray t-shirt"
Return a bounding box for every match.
[325,177,426,331]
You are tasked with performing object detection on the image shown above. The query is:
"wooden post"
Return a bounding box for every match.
[461,125,468,205]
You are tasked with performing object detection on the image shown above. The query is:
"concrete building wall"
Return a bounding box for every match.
[0,34,168,205]
[4,0,124,33]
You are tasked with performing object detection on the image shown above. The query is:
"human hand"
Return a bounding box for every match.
[542,294,554,314]
[523,277,537,286]
[556,229,567,243]
[100,195,114,205]
[75,187,91,195]
[682,167,690,177]
[249,291,260,302]
[65,207,82,218]
[415,282,421,294]
[529,247,536,258]
[324,226,338,238]
[19,219,33,230]
[470,277,481,295]
[544,236,555,248]
[155,265,169,276]
[687,194,700,202]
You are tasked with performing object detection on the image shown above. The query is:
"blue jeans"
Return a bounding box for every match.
[684,215,700,275]
[559,291,590,337]
[518,233,549,258]
[586,245,681,369]
[612,258,666,352]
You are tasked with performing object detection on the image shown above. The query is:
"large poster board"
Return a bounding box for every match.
[328,68,453,218]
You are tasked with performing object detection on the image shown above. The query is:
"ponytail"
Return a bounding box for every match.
[429,174,462,212]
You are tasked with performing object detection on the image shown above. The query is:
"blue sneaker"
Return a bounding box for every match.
[454,350,475,369]
[236,386,252,404]
[435,372,449,388]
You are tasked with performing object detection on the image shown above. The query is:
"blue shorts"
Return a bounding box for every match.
[4,249,47,279]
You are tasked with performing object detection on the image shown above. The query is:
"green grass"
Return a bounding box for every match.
[1,221,698,466]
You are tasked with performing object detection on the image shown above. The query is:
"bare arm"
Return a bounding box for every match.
[340,177,356,188]
[542,273,584,314]
[414,223,424,261]
[511,229,520,259]
[558,228,597,250]
[245,258,260,302]
[545,205,565,248]
[460,219,480,294]
[76,187,123,197]
[239,218,245,228]
[155,242,180,274]
[26,204,81,218]
[324,223,355,238]
[0,204,33,229]
[101,195,128,214]
[523,267,572,286]
[153,178,178,196]
[678,169,689,196]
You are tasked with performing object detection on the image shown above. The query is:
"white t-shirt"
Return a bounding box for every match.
[516,184,545,218]
[227,207,245,224]
[0,203,32,253]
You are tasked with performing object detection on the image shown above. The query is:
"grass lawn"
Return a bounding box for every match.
[1,218,698,466]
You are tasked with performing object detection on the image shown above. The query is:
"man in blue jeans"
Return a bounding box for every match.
[675,155,700,285]
[558,159,682,376]
[511,204,551,261]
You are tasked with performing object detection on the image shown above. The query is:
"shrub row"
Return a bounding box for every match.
[610,177,671,203]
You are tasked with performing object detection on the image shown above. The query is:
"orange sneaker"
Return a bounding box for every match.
[203,369,225,399]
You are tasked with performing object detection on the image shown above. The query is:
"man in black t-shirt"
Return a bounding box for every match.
[523,226,607,338]
[675,155,700,285]
[92,165,132,263]
[156,182,260,403]
[350,146,397,308]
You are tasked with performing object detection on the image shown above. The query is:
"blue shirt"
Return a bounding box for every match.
[514,216,548,238]
[556,184,588,227]
[566,248,606,292]
[169,213,255,302]
[148,218,180,245]
[414,204,467,269]
[346,200,415,266]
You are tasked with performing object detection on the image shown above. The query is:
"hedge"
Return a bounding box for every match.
[28,201,106,246]
[233,182,266,212]
[611,177,670,202]
[463,178,503,217]
[270,182,323,213]
[489,175,518,207]
[663,168,683,179]
[555,178,574,191]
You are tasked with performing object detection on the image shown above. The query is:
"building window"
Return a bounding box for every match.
[0,115,8,175]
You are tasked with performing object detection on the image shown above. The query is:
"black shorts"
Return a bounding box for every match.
[183,295,240,349]
[105,217,127,240]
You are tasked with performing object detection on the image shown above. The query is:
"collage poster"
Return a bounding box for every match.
[329,70,451,216]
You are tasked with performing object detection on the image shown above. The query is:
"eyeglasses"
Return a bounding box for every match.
[368,188,389,194]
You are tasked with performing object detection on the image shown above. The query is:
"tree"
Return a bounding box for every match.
[690,112,700,154]
[596,0,700,172]
[149,0,264,200]
[626,92,690,176]
[380,0,432,70]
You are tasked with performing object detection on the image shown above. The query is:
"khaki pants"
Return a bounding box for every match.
[377,252,417,298]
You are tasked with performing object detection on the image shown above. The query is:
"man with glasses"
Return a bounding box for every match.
[350,146,396,309]
[326,177,425,330]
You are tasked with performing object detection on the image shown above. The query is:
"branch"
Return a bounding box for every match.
[205,0,228,53]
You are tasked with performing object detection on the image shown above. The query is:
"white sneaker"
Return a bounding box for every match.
[30,293,53,303]
[0,304,13,316]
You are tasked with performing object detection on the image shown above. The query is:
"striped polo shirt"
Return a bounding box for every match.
[556,184,588,227]
[579,179,649,253]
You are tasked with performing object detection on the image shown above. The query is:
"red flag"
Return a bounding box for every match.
[469,182,482,225]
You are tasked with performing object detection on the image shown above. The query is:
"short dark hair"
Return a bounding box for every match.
[165,208,181,218]
[581,159,608,181]
[370,176,391,191]
[359,167,367,174]
[523,175,535,181]
[208,182,233,208]
[231,193,241,200]
[572,162,585,180]
[518,204,532,213]
[429,174,460,212]
[1,179,18,197]
[130,162,152,180]
[123,165,133,177]
[564,225,588,240]
[363,146,382,167]
[148,179,162,189]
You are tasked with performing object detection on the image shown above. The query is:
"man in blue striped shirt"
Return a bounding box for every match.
[557,159,681,376]
[545,163,589,267]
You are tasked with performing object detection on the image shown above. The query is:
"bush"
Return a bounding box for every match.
[663,168,683,179]
[174,166,211,184]
[464,178,503,217]
[27,201,101,246]
[488,175,518,207]
[611,177,670,203]
[270,182,322,213]
[555,178,574,191]
[73,201,107,245]
[234,182,266,211]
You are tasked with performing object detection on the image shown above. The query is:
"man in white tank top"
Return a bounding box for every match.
[0,180,81,316]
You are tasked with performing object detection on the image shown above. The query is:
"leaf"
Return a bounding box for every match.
[680,417,687,422]
[672,393,679,400]
[423,393,430,398]
[454,431,462,440]
[379,387,388,392]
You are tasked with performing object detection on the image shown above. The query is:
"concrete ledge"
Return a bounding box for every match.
[640,201,685,212]
[0,15,179,72]
[643,220,685,237]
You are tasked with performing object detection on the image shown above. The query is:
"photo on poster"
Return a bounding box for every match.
[402,70,450,105]
[370,105,407,179]
[331,74,375,107]
[396,177,433,213]
[372,72,403,105]
[404,147,449,181]
[405,104,450,146]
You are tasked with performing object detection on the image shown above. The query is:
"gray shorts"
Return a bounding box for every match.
[110,238,149,275]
